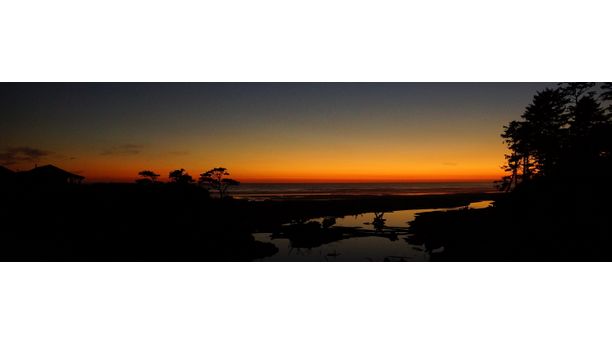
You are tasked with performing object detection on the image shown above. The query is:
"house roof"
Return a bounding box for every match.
[0,166,15,174]
[23,165,84,180]
[0,166,15,177]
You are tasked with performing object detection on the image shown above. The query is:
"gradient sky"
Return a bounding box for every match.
[0,83,554,182]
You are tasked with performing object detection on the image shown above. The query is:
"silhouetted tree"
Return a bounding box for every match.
[372,212,386,232]
[501,83,612,190]
[558,82,596,109]
[136,170,160,184]
[569,95,606,137]
[501,120,535,185]
[600,82,612,114]
[321,217,336,229]
[565,95,611,177]
[497,153,521,191]
[169,169,194,184]
[199,167,240,198]
[500,88,568,189]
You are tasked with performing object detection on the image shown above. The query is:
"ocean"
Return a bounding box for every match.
[231,181,497,199]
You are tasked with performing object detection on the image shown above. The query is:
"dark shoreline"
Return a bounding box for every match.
[251,193,499,259]
[247,192,501,230]
[408,183,612,262]
[0,182,499,261]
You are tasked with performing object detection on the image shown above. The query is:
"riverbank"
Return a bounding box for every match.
[408,185,612,261]
[254,199,495,262]
[246,192,501,230]
[0,182,499,261]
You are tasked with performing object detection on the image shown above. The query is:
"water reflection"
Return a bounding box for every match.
[311,200,493,231]
[255,200,493,262]
[371,212,386,231]
[253,234,428,262]
[467,200,494,209]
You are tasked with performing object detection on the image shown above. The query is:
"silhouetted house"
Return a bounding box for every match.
[18,165,84,185]
[0,166,15,185]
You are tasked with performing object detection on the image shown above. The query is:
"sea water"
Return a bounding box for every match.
[233,182,496,200]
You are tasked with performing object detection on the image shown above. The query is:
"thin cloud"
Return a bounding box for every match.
[52,153,77,161]
[167,150,189,156]
[100,144,143,156]
[442,162,458,166]
[0,146,52,166]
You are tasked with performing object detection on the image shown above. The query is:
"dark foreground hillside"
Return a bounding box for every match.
[0,182,493,261]
[4,178,612,261]
[409,178,612,261]
[0,183,277,261]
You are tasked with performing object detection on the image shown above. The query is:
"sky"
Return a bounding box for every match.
[0,82,554,182]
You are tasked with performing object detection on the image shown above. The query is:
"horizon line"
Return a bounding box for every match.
[84,178,500,184]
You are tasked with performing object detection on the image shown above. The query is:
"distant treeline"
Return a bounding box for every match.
[137,167,239,198]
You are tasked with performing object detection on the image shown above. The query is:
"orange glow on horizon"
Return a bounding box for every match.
[74,163,504,183]
[10,152,507,183]
[235,176,502,183]
[6,119,510,184]
[2,83,550,185]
